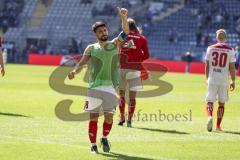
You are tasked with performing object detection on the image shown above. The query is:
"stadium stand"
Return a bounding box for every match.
[0,0,25,32]
[146,0,240,60]
[1,0,240,63]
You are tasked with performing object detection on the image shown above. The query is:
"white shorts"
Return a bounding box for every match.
[206,84,229,103]
[119,69,143,91]
[84,85,117,113]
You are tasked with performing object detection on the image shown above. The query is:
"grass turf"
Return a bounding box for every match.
[0,64,240,160]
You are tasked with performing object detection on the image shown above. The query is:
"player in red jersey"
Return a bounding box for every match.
[205,29,236,132]
[0,30,5,77]
[118,18,150,127]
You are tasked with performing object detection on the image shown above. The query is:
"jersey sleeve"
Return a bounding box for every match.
[205,47,211,61]
[229,49,236,63]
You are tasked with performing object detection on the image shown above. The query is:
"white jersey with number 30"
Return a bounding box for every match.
[205,43,236,86]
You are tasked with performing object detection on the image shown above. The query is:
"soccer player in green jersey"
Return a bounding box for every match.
[68,8,129,153]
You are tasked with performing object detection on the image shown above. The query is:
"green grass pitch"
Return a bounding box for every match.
[0,64,240,160]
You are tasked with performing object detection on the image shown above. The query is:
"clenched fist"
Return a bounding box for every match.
[68,70,76,80]
[230,81,235,91]
[118,7,128,17]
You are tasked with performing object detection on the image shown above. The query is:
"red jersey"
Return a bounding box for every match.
[120,31,150,69]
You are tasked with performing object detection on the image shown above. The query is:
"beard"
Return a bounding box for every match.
[99,35,108,41]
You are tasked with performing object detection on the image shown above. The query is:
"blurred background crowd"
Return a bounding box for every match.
[0,0,240,67]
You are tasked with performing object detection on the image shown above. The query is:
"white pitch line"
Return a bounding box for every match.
[0,134,176,160]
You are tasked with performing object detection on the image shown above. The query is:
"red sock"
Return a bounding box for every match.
[103,121,113,137]
[217,105,224,128]
[206,102,213,117]
[128,99,136,121]
[88,120,98,143]
[119,97,125,121]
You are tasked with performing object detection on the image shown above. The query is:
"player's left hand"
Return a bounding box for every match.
[1,67,5,77]
[230,81,235,91]
[68,70,76,80]
[118,7,128,17]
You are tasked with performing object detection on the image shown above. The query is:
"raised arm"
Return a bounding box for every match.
[68,45,92,80]
[118,7,129,35]
[113,8,129,45]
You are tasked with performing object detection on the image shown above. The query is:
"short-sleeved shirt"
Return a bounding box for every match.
[205,43,236,86]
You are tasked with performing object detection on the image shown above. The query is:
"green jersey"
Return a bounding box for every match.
[87,41,120,88]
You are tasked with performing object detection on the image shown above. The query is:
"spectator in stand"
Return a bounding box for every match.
[141,0,146,4]
[168,26,179,43]
[119,0,131,9]
[211,2,220,14]
[78,39,84,54]
[182,49,194,74]
[102,3,117,16]
[184,0,193,5]
[235,17,240,34]
[7,42,16,63]
[46,42,53,54]
[196,28,202,47]
[80,0,92,6]
[197,12,204,29]
[70,38,78,54]
[0,0,24,32]
[142,23,150,36]
[205,14,212,27]
[0,29,5,77]
[93,3,117,17]
[214,13,224,27]
[29,44,38,54]
[235,46,240,73]
[91,6,99,17]
[146,8,153,25]
[204,32,210,47]
[207,0,214,3]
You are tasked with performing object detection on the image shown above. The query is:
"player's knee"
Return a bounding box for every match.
[207,102,213,107]
[90,113,99,121]
[104,113,113,124]
[120,90,125,97]
[206,102,214,112]
[89,118,98,122]
[104,118,113,124]
[129,91,137,99]
[218,102,225,107]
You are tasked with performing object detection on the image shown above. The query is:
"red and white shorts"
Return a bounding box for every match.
[84,85,117,113]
